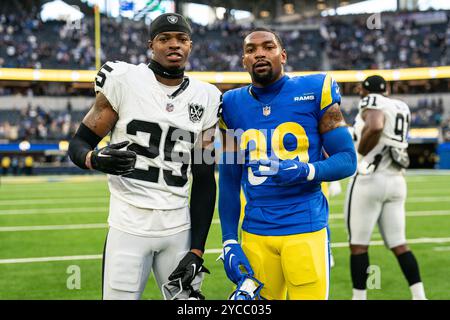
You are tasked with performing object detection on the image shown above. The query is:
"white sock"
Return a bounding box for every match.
[352,289,367,300]
[410,282,427,300]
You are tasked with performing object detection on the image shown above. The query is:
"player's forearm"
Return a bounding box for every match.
[309,149,356,182]
[310,126,357,181]
[68,123,102,169]
[189,157,216,253]
[358,127,382,156]
[218,152,242,242]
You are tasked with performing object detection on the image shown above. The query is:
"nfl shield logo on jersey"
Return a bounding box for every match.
[166,103,175,112]
[262,105,271,116]
[189,103,204,123]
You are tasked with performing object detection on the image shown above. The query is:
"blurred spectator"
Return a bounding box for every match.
[440,116,450,142]
[1,156,11,175]
[24,155,34,175]
[11,156,19,175]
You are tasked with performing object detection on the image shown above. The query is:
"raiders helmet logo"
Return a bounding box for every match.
[188,103,204,123]
[167,15,178,24]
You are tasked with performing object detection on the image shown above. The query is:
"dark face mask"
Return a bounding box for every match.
[148,59,184,79]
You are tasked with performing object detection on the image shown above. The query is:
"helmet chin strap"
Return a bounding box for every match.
[148,59,185,79]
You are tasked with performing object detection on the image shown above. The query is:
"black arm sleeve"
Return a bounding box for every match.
[189,150,217,253]
[68,123,103,169]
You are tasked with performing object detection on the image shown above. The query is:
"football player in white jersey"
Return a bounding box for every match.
[344,75,426,300]
[68,13,222,300]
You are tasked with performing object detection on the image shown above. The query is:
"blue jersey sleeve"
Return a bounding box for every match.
[319,74,341,119]
[219,91,233,130]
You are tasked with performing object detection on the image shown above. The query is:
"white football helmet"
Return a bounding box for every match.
[229,275,265,300]
[161,278,205,300]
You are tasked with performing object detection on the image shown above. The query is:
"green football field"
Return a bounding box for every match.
[0,172,449,300]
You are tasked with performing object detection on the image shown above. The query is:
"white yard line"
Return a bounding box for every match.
[331,197,450,206]
[0,255,103,264]
[0,223,108,232]
[407,190,450,195]
[330,237,450,248]
[0,195,108,201]
[403,197,450,202]
[1,236,450,264]
[401,210,450,217]
[433,246,450,252]
[0,198,109,206]
[0,207,108,215]
[327,210,450,220]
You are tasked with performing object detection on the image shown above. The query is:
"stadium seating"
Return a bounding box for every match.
[326,15,448,70]
[0,95,446,142]
[1,10,448,71]
[0,106,81,141]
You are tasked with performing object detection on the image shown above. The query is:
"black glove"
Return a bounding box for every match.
[90,141,136,175]
[168,252,210,289]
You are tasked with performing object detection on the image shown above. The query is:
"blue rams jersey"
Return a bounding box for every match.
[220,73,341,236]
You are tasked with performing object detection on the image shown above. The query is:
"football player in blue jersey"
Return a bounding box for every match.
[218,28,357,300]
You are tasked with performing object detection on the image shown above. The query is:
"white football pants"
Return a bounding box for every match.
[344,172,407,248]
[102,226,203,300]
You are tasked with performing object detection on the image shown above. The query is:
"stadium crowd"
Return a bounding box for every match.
[0,12,324,71]
[0,102,81,141]
[325,13,448,70]
[410,97,444,127]
[189,21,323,71]
[1,7,449,151]
[0,96,448,143]
[1,10,448,71]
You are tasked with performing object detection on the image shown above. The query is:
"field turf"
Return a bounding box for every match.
[0,172,449,300]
